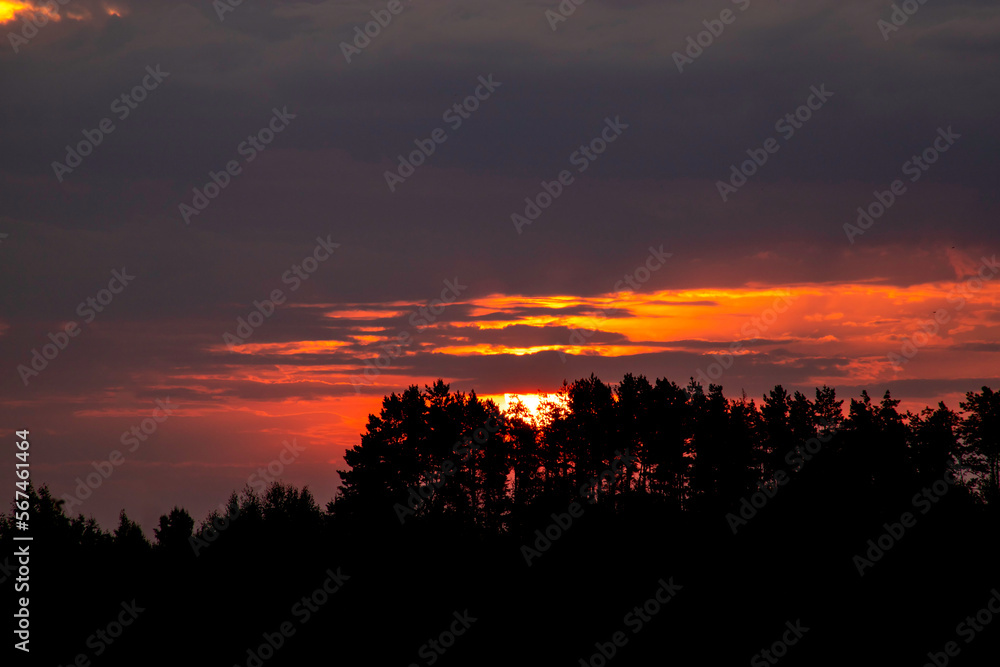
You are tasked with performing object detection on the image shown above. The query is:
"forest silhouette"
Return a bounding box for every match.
[4,376,999,666]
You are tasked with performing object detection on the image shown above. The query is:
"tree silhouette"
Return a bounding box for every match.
[4,376,998,666]
[154,505,194,555]
[114,509,150,555]
[908,402,960,482]
[959,386,1000,502]
[645,378,690,507]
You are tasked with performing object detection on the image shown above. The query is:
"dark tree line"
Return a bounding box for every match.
[3,376,998,666]
[7,376,994,558]
[332,377,1000,529]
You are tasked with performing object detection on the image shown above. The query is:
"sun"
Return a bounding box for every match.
[482,392,568,425]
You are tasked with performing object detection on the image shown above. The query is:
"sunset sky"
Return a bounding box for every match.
[1,0,998,531]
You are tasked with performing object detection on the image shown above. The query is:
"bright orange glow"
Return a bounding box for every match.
[459,278,1000,385]
[221,340,352,356]
[472,317,564,330]
[0,0,122,23]
[51,260,994,483]
[0,1,31,22]
[21,258,997,535]
[482,393,569,425]
[192,272,1000,403]
[0,1,59,23]
[350,335,385,345]
[433,343,668,357]
[102,2,126,17]
[324,308,408,320]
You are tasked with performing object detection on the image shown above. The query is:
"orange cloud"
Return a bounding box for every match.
[201,271,1000,398]
[0,1,59,23]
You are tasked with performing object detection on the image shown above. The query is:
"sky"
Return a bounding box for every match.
[1,0,998,531]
